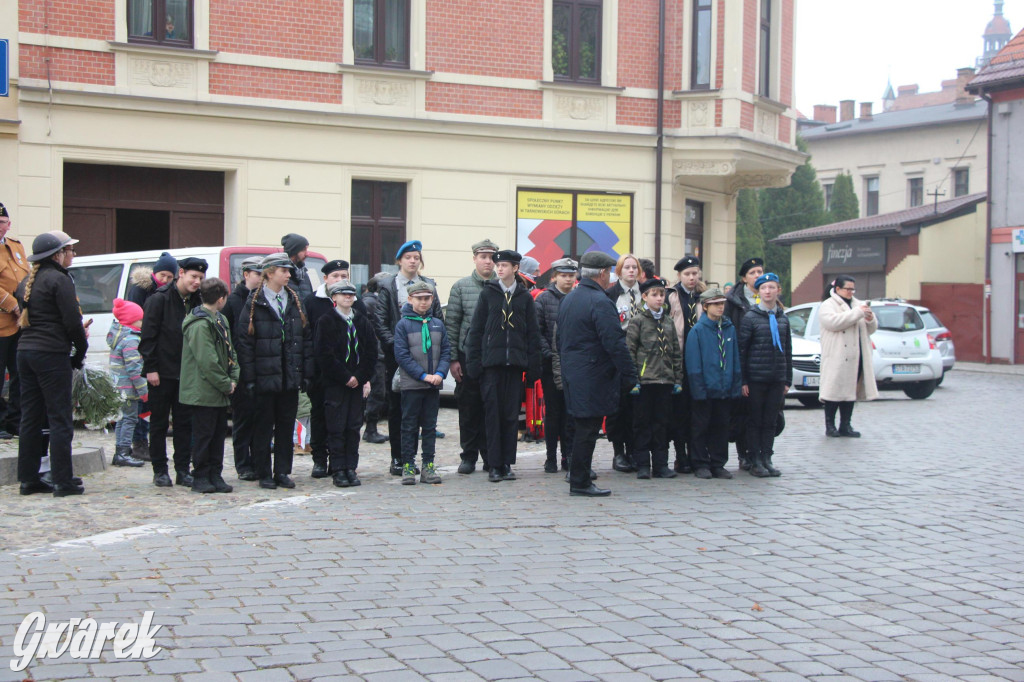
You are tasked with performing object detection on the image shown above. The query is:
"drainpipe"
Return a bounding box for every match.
[654,0,666,269]
[980,90,993,363]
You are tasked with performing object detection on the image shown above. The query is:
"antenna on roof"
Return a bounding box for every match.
[927,189,946,214]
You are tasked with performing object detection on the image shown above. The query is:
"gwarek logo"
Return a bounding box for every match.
[9,611,163,672]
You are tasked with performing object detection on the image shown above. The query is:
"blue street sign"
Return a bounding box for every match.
[0,39,8,97]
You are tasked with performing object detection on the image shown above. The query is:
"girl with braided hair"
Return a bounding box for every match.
[235,253,314,490]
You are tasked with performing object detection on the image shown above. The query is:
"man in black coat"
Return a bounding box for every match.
[535,257,577,473]
[139,256,207,488]
[223,255,263,480]
[557,251,638,497]
[361,273,389,444]
[282,233,315,301]
[724,256,764,470]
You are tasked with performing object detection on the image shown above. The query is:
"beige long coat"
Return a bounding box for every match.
[818,292,878,402]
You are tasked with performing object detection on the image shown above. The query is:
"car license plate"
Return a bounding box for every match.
[803,376,820,387]
[893,364,920,375]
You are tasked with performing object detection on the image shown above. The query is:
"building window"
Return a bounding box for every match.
[758,0,771,97]
[553,0,602,83]
[908,178,923,207]
[354,0,410,68]
[865,177,879,216]
[954,168,970,197]
[823,183,834,212]
[128,0,193,46]
[691,0,712,89]
[685,200,705,260]
[351,180,407,290]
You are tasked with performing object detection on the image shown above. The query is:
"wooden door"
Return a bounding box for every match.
[63,207,114,256]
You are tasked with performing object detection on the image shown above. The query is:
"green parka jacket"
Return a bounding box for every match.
[625,306,684,386]
[179,306,240,407]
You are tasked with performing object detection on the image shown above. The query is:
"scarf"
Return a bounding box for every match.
[715,320,726,369]
[767,308,783,354]
[338,310,360,364]
[501,291,515,329]
[404,314,432,355]
[211,311,236,369]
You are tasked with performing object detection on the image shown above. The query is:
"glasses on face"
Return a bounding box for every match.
[62,248,77,255]
[840,286,856,292]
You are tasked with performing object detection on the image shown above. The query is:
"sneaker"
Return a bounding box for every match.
[694,467,713,479]
[402,463,417,485]
[421,462,442,484]
[710,467,733,479]
[390,459,403,476]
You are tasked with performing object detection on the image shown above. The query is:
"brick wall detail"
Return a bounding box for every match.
[20,44,115,86]
[209,63,342,104]
[425,82,542,119]
[19,0,115,40]
[427,0,542,79]
[210,0,344,61]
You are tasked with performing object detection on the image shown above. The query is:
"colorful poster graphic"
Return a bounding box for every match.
[516,190,632,277]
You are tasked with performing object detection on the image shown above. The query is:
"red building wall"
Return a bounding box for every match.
[209,0,344,61]
[426,0,543,79]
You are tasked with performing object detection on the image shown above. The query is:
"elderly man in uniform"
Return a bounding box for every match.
[445,238,498,474]
[557,251,638,497]
[0,203,31,439]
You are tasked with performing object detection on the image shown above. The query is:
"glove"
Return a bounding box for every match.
[629,384,641,396]
[672,384,682,395]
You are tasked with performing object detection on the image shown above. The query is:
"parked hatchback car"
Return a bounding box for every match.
[914,305,956,384]
[785,299,944,400]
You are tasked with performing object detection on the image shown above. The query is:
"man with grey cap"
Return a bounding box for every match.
[535,256,577,473]
[557,251,638,496]
[445,238,498,474]
[223,255,264,480]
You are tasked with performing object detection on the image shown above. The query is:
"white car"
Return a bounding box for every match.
[785,299,944,400]
[914,305,956,384]
[788,335,823,407]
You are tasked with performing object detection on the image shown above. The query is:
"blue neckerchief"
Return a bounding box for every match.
[768,310,783,353]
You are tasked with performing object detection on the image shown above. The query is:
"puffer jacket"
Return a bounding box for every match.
[464,277,540,382]
[738,305,792,385]
[314,308,378,388]
[125,267,159,309]
[394,303,450,391]
[107,320,148,400]
[223,280,253,341]
[534,282,568,362]
[685,314,742,400]
[625,307,684,385]
[725,283,756,331]
[445,269,492,362]
[235,286,314,394]
[139,280,202,380]
[179,307,240,408]
[17,260,88,363]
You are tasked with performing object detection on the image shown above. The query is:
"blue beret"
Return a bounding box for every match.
[754,272,780,289]
[395,240,422,261]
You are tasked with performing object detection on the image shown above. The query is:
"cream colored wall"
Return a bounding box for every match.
[886,255,921,301]
[918,203,987,285]
[790,241,821,292]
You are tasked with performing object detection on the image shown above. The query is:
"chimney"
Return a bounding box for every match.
[897,84,919,97]
[840,99,855,122]
[859,102,873,121]
[956,67,977,105]
[813,104,837,124]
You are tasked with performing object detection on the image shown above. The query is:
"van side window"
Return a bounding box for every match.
[125,262,159,297]
[71,264,125,315]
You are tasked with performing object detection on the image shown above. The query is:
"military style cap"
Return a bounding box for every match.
[321,259,350,275]
[178,256,208,273]
[551,257,578,273]
[472,239,499,254]
[700,287,728,304]
[639,276,668,294]
[493,249,522,264]
[738,257,764,277]
[579,251,617,269]
[328,281,357,296]
[240,255,264,272]
[407,281,434,297]
[259,252,293,271]
[674,255,700,272]
[0,203,9,219]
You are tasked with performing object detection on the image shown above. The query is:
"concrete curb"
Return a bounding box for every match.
[0,447,107,486]
[953,362,1024,377]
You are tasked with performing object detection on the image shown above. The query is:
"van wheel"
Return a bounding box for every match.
[903,380,936,400]
[797,396,821,408]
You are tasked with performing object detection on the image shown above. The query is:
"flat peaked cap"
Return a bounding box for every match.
[579,251,617,269]
[493,250,522,264]
[551,257,578,273]
[406,281,434,296]
[472,239,499,254]
[178,256,208,273]
[674,255,700,272]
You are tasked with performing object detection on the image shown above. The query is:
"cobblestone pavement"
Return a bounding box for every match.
[2,370,1024,681]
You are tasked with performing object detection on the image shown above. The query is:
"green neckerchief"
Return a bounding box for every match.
[404,314,432,355]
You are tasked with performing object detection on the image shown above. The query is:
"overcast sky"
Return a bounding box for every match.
[795,0,1022,116]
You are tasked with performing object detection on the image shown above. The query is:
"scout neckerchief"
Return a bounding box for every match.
[339,310,360,364]
[640,304,670,378]
[499,280,516,329]
[404,313,432,354]
[715,319,726,369]
[211,310,236,369]
[628,287,638,316]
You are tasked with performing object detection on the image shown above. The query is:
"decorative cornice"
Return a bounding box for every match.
[673,159,736,176]
[336,63,433,80]
[107,42,218,60]
[726,171,793,194]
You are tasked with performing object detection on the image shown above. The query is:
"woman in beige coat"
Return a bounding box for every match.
[819,275,878,437]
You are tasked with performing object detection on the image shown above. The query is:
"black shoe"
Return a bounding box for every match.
[311,463,329,479]
[544,457,558,473]
[749,459,771,478]
[210,475,233,493]
[40,472,83,487]
[237,468,259,481]
[191,477,216,494]
[363,430,388,444]
[839,425,861,438]
[636,466,651,480]
[333,471,350,488]
[590,469,598,480]
[560,457,568,471]
[825,424,840,438]
[390,459,403,476]
[175,470,194,487]
[694,467,713,479]
[112,446,145,467]
[458,458,476,475]
[612,454,636,473]
[153,472,173,487]
[502,466,516,481]
[673,458,692,474]
[763,457,782,477]
[570,484,611,497]
[274,474,296,489]
[53,483,85,497]
[132,441,151,461]
[0,430,14,440]
[347,470,361,487]
[711,467,734,479]
[738,457,752,471]
[20,480,54,495]
[652,466,678,479]
[488,468,503,482]
[259,477,278,489]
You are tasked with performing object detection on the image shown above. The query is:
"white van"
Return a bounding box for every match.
[69,246,328,368]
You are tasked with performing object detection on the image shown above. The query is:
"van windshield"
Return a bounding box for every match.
[71,264,124,314]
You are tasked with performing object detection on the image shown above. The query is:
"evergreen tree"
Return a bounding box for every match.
[828,173,859,222]
[757,137,826,301]
[735,189,765,275]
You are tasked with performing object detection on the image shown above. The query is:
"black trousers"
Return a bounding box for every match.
[691,398,732,469]
[17,351,74,486]
[384,353,406,461]
[455,374,488,463]
[480,367,523,470]
[605,387,635,458]
[400,388,439,466]
[670,386,691,464]
[191,405,227,480]
[148,378,193,475]
[325,383,363,472]
[251,389,299,478]
[230,383,256,473]
[746,381,786,459]
[0,331,21,434]
[632,384,672,470]
[308,384,328,467]
[569,416,603,489]
[541,367,574,460]
[364,358,387,423]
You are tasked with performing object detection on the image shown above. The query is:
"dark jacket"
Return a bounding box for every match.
[557,277,638,418]
[394,303,450,391]
[445,269,492,362]
[139,280,202,381]
[605,280,641,330]
[725,283,756,331]
[373,273,442,357]
[625,307,684,385]
[464,277,541,382]
[362,291,385,360]
[125,267,159,309]
[314,308,378,389]
[17,260,88,363]
[179,307,240,408]
[235,286,314,394]
[534,282,568,363]
[304,284,370,388]
[738,305,793,385]
[287,262,315,301]
[686,314,743,400]
[224,281,254,342]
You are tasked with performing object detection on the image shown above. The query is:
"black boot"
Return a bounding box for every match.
[762,454,782,477]
[749,452,770,478]
[112,445,145,467]
[390,458,403,476]
[612,453,636,473]
[544,455,558,473]
[824,401,841,438]
[362,422,388,444]
[311,461,329,478]
[838,401,860,437]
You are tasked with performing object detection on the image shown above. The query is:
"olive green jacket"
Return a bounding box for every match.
[625,307,684,385]
[179,307,240,407]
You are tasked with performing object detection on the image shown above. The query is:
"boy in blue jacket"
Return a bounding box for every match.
[685,287,743,480]
[393,281,450,485]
